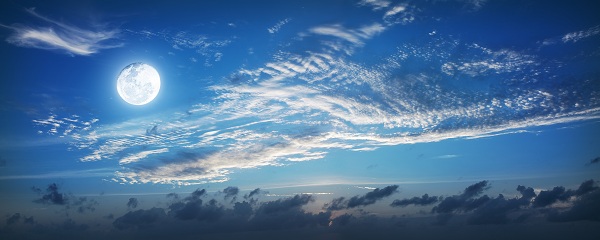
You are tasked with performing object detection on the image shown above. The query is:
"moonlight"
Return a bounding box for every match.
[117,63,161,105]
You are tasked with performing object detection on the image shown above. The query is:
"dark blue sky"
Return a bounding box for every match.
[1,0,600,239]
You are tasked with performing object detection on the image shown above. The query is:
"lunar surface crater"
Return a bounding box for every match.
[117,62,160,105]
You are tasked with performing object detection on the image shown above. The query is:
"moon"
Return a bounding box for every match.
[117,63,161,105]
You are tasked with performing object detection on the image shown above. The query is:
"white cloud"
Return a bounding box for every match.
[310,24,363,45]
[384,5,406,17]
[433,154,459,159]
[351,147,379,152]
[214,52,223,61]
[268,18,291,34]
[309,23,386,51]
[358,0,391,10]
[440,45,537,77]
[466,0,488,11]
[2,8,121,56]
[33,4,598,186]
[562,25,600,43]
[120,148,170,165]
[67,35,600,184]
[0,168,115,180]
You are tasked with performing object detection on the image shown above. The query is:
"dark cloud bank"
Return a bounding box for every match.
[2,180,600,239]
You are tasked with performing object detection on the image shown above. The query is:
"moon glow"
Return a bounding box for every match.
[117,63,161,105]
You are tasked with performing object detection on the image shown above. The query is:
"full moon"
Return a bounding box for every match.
[117,63,161,105]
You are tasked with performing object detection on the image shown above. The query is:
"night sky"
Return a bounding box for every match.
[1,0,600,239]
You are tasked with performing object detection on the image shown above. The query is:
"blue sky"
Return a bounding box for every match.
[1,0,600,239]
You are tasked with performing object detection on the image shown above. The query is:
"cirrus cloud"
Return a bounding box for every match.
[1,8,121,56]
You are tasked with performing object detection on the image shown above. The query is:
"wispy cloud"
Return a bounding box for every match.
[0,168,115,180]
[562,25,600,43]
[433,155,459,159]
[268,18,291,34]
[384,5,406,18]
[126,29,231,65]
[119,148,169,165]
[1,8,121,56]
[541,25,600,46]
[358,0,391,10]
[53,34,599,185]
[29,2,600,186]
[309,23,385,46]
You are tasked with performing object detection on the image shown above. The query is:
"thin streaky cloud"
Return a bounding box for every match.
[120,148,170,165]
[384,5,406,17]
[268,18,291,34]
[562,25,600,43]
[358,0,391,10]
[0,168,116,180]
[2,8,121,56]
[309,23,386,46]
[433,154,459,159]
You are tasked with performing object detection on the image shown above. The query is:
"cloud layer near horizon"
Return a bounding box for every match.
[4,179,600,239]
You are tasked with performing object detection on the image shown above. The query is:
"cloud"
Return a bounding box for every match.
[532,186,570,208]
[113,208,167,230]
[268,18,291,34]
[31,183,101,215]
[119,148,169,165]
[309,23,386,47]
[166,193,179,200]
[424,180,599,225]
[33,183,67,205]
[258,194,314,214]
[432,154,459,159]
[384,5,406,18]
[6,213,21,225]
[110,191,329,235]
[431,181,491,223]
[462,180,490,199]
[52,0,600,186]
[126,29,231,64]
[574,179,598,196]
[23,216,35,225]
[0,168,114,180]
[562,25,600,43]
[248,194,330,231]
[1,8,121,56]
[10,181,600,238]
[222,186,239,199]
[146,125,158,135]
[325,185,398,210]
[391,194,439,207]
[244,188,266,199]
[127,198,139,209]
[532,179,598,208]
[466,186,536,225]
[358,0,391,10]
[70,197,99,213]
[588,157,600,165]
[32,114,99,137]
[548,187,600,222]
[168,189,225,222]
[187,189,207,200]
[467,0,488,10]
